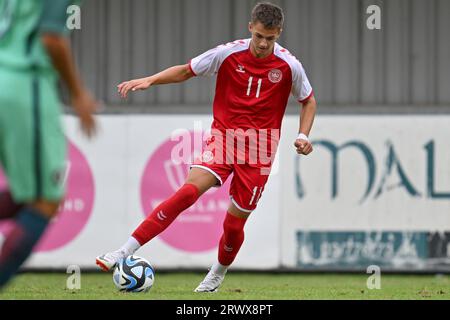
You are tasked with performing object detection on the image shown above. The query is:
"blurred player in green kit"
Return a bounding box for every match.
[0,0,97,288]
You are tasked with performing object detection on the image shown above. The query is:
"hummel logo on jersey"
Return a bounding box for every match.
[236,65,246,73]
[157,211,167,221]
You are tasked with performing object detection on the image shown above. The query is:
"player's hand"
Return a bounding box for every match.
[71,90,98,139]
[117,77,152,98]
[294,139,313,156]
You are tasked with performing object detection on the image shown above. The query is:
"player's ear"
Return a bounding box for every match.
[277,28,283,37]
[248,22,253,33]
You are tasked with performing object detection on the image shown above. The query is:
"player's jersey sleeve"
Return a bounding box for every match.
[189,40,249,77]
[291,60,314,103]
[190,46,224,77]
[39,0,80,35]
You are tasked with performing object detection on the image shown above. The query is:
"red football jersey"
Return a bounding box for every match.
[189,39,313,133]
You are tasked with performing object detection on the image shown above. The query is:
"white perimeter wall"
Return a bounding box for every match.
[1,114,449,271]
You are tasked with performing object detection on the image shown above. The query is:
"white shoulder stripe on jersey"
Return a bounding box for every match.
[190,39,250,77]
[274,43,313,103]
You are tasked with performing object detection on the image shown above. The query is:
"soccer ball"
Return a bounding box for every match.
[113,255,155,292]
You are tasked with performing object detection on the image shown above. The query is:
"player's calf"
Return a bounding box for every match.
[0,206,51,288]
[132,183,200,245]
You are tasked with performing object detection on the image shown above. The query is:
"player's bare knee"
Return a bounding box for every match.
[186,169,218,195]
[30,199,61,218]
[228,204,252,219]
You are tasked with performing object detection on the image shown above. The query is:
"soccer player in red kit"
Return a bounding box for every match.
[97,2,317,292]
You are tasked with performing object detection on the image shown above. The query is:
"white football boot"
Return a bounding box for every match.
[95,249,128,272]
[194,269,226,293]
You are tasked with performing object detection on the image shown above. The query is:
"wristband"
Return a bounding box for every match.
[297,133,309,142]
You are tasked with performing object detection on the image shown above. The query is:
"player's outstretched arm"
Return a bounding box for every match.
[41,34,97,138]
[294,95,317,156]
[117,64,194,98]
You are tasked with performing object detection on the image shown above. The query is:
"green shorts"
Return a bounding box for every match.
[0,68,67,203]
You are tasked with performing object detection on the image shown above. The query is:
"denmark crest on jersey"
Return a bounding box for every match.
[201,151,214,163]
[268,69,283,83]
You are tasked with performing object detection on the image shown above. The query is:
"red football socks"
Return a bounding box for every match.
[218,212,248,266]
[132,184,200,246]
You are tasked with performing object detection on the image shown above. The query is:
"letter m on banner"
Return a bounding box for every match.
[295,140,376,204]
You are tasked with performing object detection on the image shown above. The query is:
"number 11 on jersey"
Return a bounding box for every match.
[247,77,262,98]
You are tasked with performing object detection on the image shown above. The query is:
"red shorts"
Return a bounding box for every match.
[191,135,272,213]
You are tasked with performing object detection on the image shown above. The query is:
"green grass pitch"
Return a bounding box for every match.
[0,272,449,300]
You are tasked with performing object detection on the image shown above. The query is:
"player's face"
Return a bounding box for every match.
[248,22,282,58]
